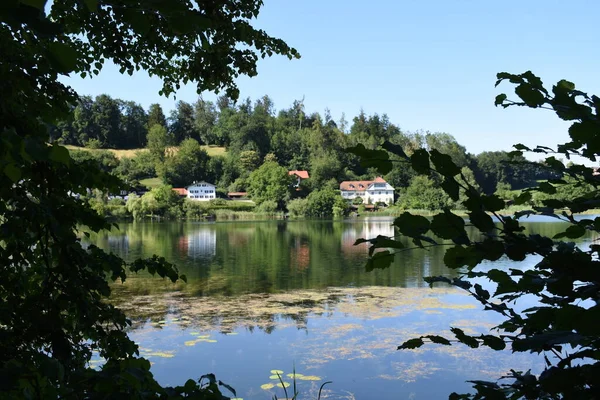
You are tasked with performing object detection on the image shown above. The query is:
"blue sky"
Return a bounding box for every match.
[63,0,599,157]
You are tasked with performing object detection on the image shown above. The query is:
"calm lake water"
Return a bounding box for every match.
[88,216,595,399]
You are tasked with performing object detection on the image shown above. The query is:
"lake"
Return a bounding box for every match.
[88,216,593,399]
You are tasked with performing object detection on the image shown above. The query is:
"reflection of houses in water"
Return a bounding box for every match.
[341,219,396,255]
[185,227,217,259]
[290,239,310,271]
[108,235,129,256]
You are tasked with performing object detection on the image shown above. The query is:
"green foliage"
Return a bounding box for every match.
[256,200,278,214]
[147,124,169,165]
[0,0,298,397]
[355,72,600,399]
[162,138,210,187]
[287,198,309,218]
[247,161,293,207]
[396,175,452,211]
[306,189,347,218]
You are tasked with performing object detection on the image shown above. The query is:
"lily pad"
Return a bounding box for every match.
[189,332,200,335]
[286,373,305,379]
[225,332,239,335]
[184,340,197,346]
[260,383,275,390]
[298,375,321,381]
[275,382,290,388]
[144,352,175,358]
[197,339,217,343]
[270,369,284,374]
[269,375,281,380]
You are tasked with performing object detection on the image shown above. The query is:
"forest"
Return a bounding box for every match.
[53,94,564,218]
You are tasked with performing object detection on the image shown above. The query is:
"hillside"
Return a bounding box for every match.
[65,145,227,159]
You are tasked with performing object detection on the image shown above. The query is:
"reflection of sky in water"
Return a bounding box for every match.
[120,286,546,400]
[89,217,596,400]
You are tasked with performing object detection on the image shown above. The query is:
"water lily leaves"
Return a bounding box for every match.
[270,369,284,374]
[260,383,275,390]
[184,338,217,346]
[144,352,175,358]
[275,382,290,388]
[184,340,197,346]
[268,375,281,379]
[297,375,322,381]
[286,373,304,378]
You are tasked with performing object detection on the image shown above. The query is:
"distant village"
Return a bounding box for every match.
[171,171,395,208]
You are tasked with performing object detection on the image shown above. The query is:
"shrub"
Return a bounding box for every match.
[286,198,308,218]
[256,200,278,214]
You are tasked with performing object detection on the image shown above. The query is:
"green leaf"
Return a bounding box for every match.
[450,327,479,348]
[410,149,430,174]
[424,335,452,345]
[3,163,22,182]
[397,338,424,350]
[346,144,393,174]
[480,335,506,351]
[20,0,47,10]
[443,246,482,269]
[487,269,518,295]
[441,177,460,201]
[430,149,460,177]
[515,83,545,107]
[83,0,98,11]
[537,182,556,194]
[554,224,586,239]
[513,191,532,205]
[48,42,79,74]
[365,250,394,272]
[430,211,468,243]
[382,141,408,159]
[394,212,430,237]
[367,235,404,256]
[468,210,495,232]
[473,283,490,300]
[481,195,505,212]
[49,145,70,165]
[494,94,507,106]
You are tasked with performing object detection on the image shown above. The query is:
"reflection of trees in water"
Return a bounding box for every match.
[110,286,470,336]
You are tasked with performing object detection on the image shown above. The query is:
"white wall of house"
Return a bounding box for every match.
[187,182,216,201]
[365,182,394,205]
[340,182,394,205]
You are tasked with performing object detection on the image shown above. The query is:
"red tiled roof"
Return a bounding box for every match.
[289,170,309,179]
[339,177,388,191]
[172,188,188,195]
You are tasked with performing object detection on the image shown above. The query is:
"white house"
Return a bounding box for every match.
[186,182,217,201]
[339,177,395,205]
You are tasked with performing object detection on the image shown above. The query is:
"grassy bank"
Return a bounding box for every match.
[65,145,227,159]
[363,206,600,218]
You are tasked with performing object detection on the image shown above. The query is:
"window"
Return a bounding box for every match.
[349,184,354,189]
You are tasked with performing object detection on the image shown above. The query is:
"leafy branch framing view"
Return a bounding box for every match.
[353,72,600,399]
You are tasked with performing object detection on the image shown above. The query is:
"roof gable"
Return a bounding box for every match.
[289,170,309,179]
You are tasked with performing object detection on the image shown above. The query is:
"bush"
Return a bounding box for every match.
[210,198,227,207]
[286,198,308,218]
[256,200,278,214]
[352,196,363,205]
[85,138,102,149]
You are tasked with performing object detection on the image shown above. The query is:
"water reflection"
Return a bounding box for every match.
[87,217,596,400]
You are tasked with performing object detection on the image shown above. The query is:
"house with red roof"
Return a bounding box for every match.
[288,170,309,187]
[339,177,394,205]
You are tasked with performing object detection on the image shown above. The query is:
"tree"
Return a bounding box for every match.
[194,97,218,144]
[146,124,169,166]
[238,149,261,172]
[163,139,210,187]
[396,175,452,211]
[306,188,346,217]
[0,0,298,398]
[351,72,600,398]
[92,94,122,148]
[247,161,293,207]
[119,100,148,148]
[147,103,167,130]
[169,101,197,144]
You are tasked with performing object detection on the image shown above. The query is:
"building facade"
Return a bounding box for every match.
[186,182,216,201]
[339,177,394,205]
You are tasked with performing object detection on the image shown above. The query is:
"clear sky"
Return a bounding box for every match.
[63,0,599,157]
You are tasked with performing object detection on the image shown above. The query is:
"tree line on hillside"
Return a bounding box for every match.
[56,94,562,216]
